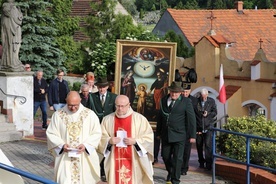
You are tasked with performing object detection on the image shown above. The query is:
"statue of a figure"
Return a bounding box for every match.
[0,0,24,72]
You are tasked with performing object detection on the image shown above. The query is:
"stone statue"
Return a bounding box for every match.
[0,0,24,72]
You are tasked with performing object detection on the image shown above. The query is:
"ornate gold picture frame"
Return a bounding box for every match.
[115,40,177,123]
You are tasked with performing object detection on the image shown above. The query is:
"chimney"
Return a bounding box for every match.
[235,1,243,12]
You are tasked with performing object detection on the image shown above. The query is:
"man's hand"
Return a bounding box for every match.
[62,144,70,152]
[49,106,54,111]
[189,138,196,143]
[76,144,85,154]
[203,111,208,117]
[109,137,121,145]
[123,138,136,145]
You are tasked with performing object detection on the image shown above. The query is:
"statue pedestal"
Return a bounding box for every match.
[0,72,34,136]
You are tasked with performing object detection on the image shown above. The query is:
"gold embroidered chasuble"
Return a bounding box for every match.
[46,104,102,184]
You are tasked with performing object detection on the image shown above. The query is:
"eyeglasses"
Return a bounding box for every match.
[25,67,30,69]
[68,104,79,108]
[115,103,129,108]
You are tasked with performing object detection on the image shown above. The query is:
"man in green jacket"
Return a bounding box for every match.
[88,77,117,181]
[88,77,117,123]
[156,81,196,184]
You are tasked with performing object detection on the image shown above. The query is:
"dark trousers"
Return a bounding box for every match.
[154,132,161,160]
[34,101,48,126]
[181,138,192,173]
[161,140,185,184]
[196,131,213,168]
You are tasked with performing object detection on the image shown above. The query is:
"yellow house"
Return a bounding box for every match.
[153,1,276,122]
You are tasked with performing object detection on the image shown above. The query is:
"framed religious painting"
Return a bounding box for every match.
[114,40,177,127]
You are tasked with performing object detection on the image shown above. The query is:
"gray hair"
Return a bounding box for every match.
[80,83,89,90]
[200,88,209,95]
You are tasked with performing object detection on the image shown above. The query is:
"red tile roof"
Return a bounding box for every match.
[167,8,276,62]
[225,85,241,100]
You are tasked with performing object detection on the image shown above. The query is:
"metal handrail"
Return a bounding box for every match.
[0,162,57,184]
[211,127,276,184]
[0,88,26,104]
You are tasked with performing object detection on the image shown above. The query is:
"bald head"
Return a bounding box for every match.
[115,95,130,116]
[66,91,81,112]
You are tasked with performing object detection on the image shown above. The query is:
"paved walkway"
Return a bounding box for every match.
[0,121,232,184]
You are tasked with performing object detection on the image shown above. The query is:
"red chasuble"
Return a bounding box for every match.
[114,115,132,184]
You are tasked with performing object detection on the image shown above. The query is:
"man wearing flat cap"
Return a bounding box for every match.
[88,77,117,181]
[156,81,196,184]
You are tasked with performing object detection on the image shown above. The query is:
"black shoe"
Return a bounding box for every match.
[101,175,107,182]
[181,171,187,175]
[42,125,48,130]
[152,158,158,165]
[166,173,171,181]
[199,163,205,168]
[206,164,212,170]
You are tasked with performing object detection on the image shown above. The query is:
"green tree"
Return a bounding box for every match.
[175,1,184,9]
[18,0,65,80]
[83,0,146,77]
[120,0,138,16]
[86,42,116,78]
[164,30,192,58]
[85,0,116,45]
[207,0,226,9]
[184,0,200,9]
[110,13,144,40]
[50,0,81,74]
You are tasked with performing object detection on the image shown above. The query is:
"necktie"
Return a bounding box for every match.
[169,99,175,111]
[101,95,105,106]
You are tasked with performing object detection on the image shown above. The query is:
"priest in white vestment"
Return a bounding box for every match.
[46,91,102,184]
[98,95,154,184]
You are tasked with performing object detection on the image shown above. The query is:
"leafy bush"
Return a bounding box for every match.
[217,115,276,169]
[72,82,82,91]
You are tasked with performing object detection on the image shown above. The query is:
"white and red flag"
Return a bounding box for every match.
[219,64,226,104]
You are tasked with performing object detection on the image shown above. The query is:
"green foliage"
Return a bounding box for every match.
[18,0,65,80]
[71,82,82,91]
[164,30,193,58]
[217,115,276,169]
[139,9,145,19]
[184,0,199,9]
[110,13,144,41]
[120,0,138,16]
[50,0,82,74]
[86,42,116,78]
[85,0,116,44]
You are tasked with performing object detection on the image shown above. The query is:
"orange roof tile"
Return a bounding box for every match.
[167,8,276,62]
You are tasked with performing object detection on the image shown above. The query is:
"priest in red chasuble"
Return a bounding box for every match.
[98,95,154,183]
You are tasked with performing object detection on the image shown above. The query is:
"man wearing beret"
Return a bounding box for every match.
[156,81,196,184]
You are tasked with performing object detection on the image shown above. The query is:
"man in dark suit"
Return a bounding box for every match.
[156,81,196,184]
[181,82,198,175]
[88,77,117,182]
[33,70,48,130]
[196,88,217,170]
[79,83,91,108]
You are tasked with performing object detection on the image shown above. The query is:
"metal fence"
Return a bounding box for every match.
[211,127,276,184]
[0,162,57,184]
